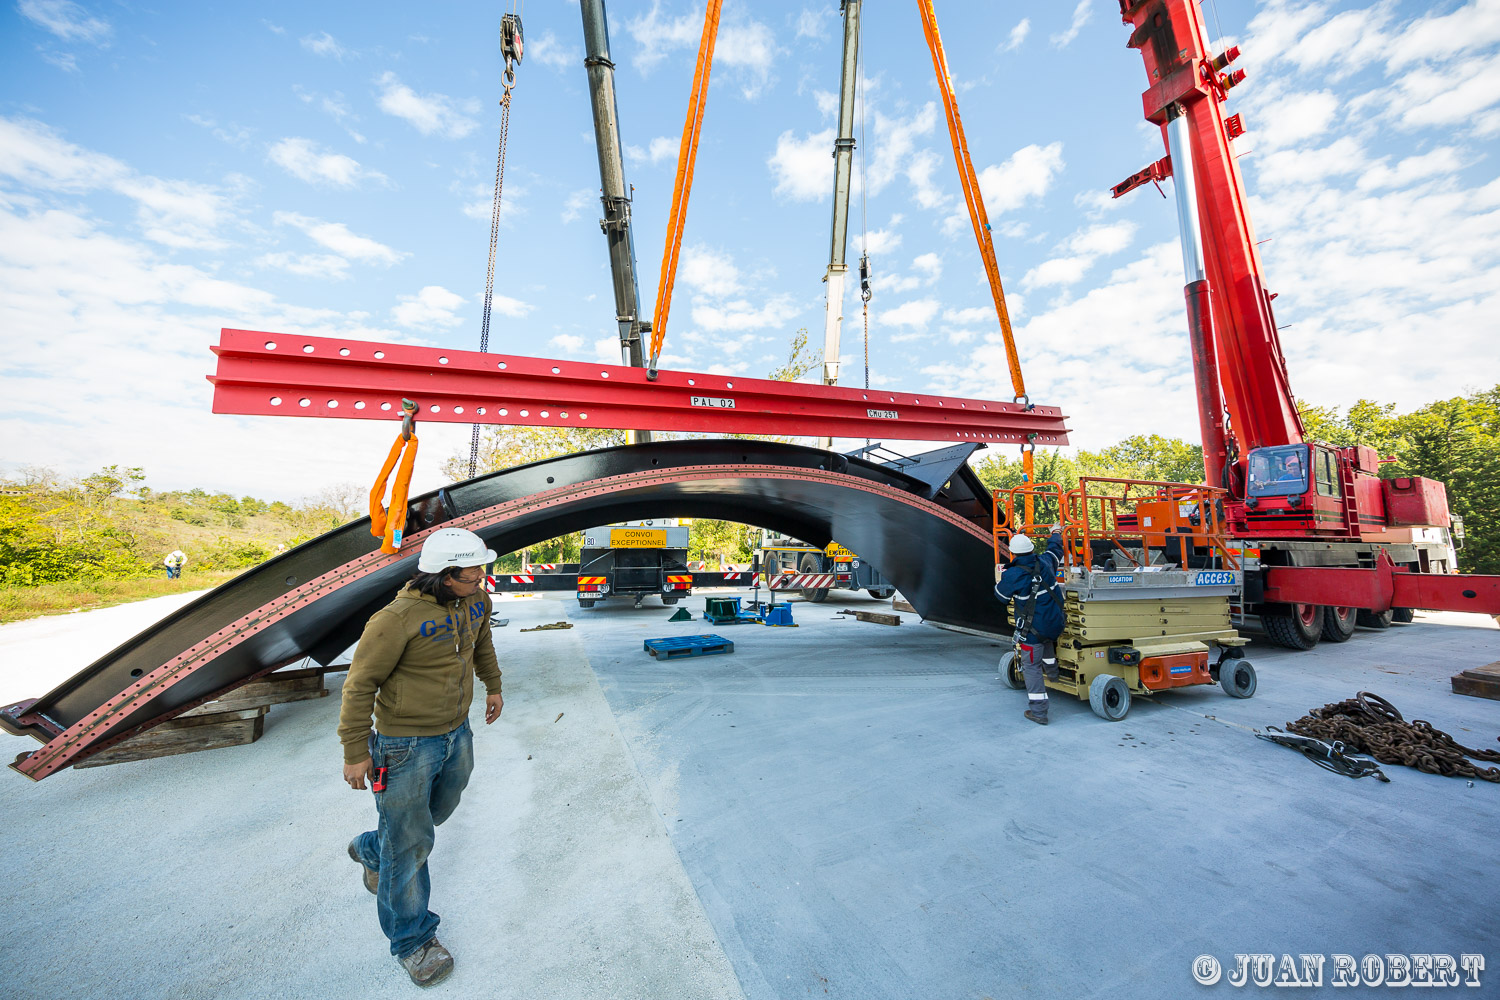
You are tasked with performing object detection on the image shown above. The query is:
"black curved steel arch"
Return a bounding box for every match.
[3,441,1006,778]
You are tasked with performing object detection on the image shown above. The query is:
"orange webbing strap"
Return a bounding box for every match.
[370,401,419,555]
[648,0,724,370]
[917,0,1026,405]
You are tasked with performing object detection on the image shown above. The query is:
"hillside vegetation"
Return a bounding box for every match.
[0,465,359,621]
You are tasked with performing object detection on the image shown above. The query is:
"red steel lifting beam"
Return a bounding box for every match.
[208,329,1070,445]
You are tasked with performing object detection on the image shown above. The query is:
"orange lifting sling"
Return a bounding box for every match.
[370,399,419,555]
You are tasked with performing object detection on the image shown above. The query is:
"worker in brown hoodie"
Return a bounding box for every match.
[340,527,504,988]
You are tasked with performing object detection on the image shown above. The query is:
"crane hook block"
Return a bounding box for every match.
[501,13,524,65]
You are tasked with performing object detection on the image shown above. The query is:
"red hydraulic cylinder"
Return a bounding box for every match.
[208,329,1070,446]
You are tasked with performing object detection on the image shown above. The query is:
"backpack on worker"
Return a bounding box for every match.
[1009,555,1062,640]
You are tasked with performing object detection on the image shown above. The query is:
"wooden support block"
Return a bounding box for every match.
[181,666,330,716]
[892,596,917,614]
[76,708,267,768]
[849,610,901,626]
[1452,661,1500,701]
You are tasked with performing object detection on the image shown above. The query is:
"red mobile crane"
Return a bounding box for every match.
[1112,0,1498,648]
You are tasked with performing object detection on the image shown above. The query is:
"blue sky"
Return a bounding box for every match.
[3,0,1499,502]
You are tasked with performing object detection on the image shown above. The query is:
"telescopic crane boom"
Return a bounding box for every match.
[579,0,651,443]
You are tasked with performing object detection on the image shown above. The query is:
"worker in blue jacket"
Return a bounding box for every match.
[995,525,1065,725]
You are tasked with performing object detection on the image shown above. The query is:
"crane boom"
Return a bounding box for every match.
[579,0,651,443]
[1117,0,1304,482]
[819,0,862,397]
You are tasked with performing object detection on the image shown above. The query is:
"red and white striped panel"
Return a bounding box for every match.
[767,573,835,591]
[529,563,557,571]
[510,574,534,584]
[720,572,745,582]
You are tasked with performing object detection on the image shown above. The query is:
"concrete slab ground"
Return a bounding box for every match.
[1,589,1496,998]
[0,594,745,1000]
[571,592,1500,999]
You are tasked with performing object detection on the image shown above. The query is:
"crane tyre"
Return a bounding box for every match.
[1320,606,1357,643]
[1262,604,1323,650]
[799,555,829,603]
[1356,609,1394,629]
[1392,607,1415,623]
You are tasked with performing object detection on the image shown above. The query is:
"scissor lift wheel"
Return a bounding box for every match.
[999,650,1024,690]
[1088,673,1131,721]
[1219,659,1257,698]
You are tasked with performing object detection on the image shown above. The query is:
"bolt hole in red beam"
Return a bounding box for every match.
[208,329,1069,445]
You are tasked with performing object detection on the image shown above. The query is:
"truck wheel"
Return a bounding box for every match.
[1320,606,1357,643]
[578,600,598,609]
[1356,609,1394,629]
[799,555,829,603]
[1392,607,1415,623]
[868,588,894,600]
[1088,674,1131,721]
[1220,659,1257,698]
[999,650,1024,690]
[1262,604,1323,650]
[663,595,680,606]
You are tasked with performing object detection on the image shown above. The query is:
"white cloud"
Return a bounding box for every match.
[1051,1,1092,48]
[626,135,681,166]
[716,20,778,99]
[1356,147,1467,190]
[561,188,594,224]
[943,307,991,325]
[879,298,939,328]
[691,296,798,332]
[867,103,938,197]
[862,224,902,256]
[550,333,586,354]
[679,245,743,298]
[912,252,942,283]
[393,285,468,329]
[0,116,232,248]
[256,252,350,280]
[768,127,834,201]
[796,9,828,40]
[487,293,533,318]
[40,50,79,72]
[300,31,349,60]
[17,0,110,44]
[1001,18,1031,52]
[625,1,701,73]
[268,137,386,187]
[273,211,404,265]
[976,142,1065,215]
[375,72,480,139]
[1021,221,1138,291]
[528,31,579,70]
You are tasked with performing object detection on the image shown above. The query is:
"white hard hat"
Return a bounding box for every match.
[1008,534,1035,555]
[417,528,497,573]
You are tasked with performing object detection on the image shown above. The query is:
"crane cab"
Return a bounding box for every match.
[1231,443,1389,539]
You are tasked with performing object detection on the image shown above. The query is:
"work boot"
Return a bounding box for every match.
[400,938,455,988]
[1023,709,1049,726]
[348,839,378,895]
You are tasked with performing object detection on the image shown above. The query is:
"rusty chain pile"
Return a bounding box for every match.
[1285,692,1500,783]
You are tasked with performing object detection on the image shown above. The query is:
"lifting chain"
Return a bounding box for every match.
[470,22,522,479]
[1283,691,1500,782]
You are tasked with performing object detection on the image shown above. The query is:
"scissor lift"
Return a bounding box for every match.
[994,478,1258,721]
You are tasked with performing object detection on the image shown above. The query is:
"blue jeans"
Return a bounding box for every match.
[350,721,474,959]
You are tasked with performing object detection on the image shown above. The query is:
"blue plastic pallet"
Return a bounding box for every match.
[644,634,735,659]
